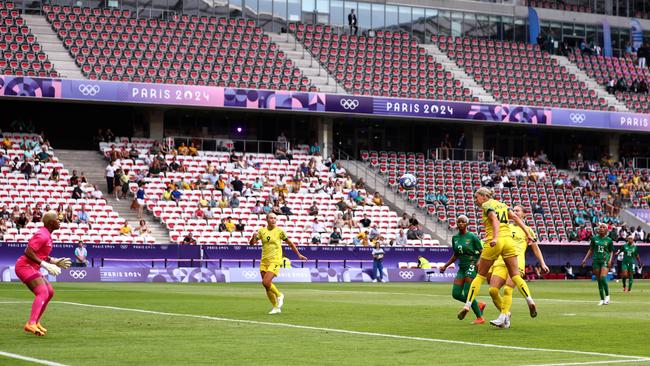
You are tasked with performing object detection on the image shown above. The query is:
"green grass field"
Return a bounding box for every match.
[1,280,650,366]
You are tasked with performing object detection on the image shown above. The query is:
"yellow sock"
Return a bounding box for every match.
[465,275,485,306]
[502,285,514,315]
[488,287,502,311]
[510,275,532,300]
[266,289,277,307]
[269,283,281,297]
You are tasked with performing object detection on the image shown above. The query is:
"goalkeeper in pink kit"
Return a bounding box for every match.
[14,211,71,336]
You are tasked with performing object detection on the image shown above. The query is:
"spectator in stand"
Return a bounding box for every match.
[353,230,369,247]
[330,227,342,245]
[62,206,74,223]
[342,208,355,228]
[182,233,197,245]
[407,223,423,240]
[532,200,544,216]
[615,77,628,92]
[308,201,319,216]
[606,77,616,93]
[20,158,32,180]
[188,143,198,157]
[336,197,349,212]
[439,133,452,160]
[398,213,410,229]
[435,190,448,206]
[31,205,42,223]
[262,200,272,214]
[275,145,292,162]
[71,182,84,200]
[229,193,240,209]
[217,218,227,232]
[393,230,408,246]
[424,189,435,205]
[309,142,321,155]
[638,42,648,68]
[235,219,245,232]
[372,192,384,206]
[15,211,29,231]
[194,205,205,219]
[280,201,293,216]
[347,9,358,34]
[231,175,244,193]
[137,220,152,236]
[49,167,60,182]
[276,132,288,149]
[162,186,172,201]
[568,227,579,241]
[639,79,648,94]
[75,205,90,227]
[409,213,419,227]
[225,217,236,232]
[120,221,132,236]
[359,213,371,228]
[578,225,591,241]
[171,187,182,205]
[368,224,380,241]
[252,201,264,215]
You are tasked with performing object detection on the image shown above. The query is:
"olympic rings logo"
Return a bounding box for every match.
[569,113,586,124]
[69,270,87,279]
[242,270,257,279]
[78,84,100,96]
[398,271,414,279]
[339,98,359,110]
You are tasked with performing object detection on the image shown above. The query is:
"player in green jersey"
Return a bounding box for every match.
[581,223,614,305]
[614,235,643,293]
[440,215,486,324]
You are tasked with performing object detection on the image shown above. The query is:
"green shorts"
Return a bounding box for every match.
[455,264,477,280]
[621,261,636,273]
[592,261,608,271]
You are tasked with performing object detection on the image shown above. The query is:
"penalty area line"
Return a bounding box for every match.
[56,301,646,361]
[0,351,70,366]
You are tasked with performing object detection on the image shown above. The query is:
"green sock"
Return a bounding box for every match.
[597,279,605,300]
[622,278,627,289]
[628,277,634,291]
[452,283,465,303]
[602,278,609,296]
[463,282,482,317]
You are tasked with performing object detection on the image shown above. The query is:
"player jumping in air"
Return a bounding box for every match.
[15,211,71,336]
[458,188,537,321]
[487,205,549,328]
[250,213,307,314]
[581,223,614,305]
[440,215,486,324]
[614,235,643,293]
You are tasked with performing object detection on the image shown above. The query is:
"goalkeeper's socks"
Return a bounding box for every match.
[29,284,49,324]
[37,283,54,323]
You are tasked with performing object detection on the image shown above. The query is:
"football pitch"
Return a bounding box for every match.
[1,281,650,366]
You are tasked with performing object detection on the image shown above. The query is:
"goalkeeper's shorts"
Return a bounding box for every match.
[15,261,43,283]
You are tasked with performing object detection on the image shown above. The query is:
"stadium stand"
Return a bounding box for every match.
[434,36,611,111]
[100,138,439,246]
[0,1,58,77]
[568,50,650,113]
[292,23,476,101]
[360,150,602,243]
[526,0,593,13]
[0,132,140,244]
[43,5,315,90]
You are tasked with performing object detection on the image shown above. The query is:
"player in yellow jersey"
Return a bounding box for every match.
[249,213,308,314]
[458,188,538,321]
[487,205,549,328]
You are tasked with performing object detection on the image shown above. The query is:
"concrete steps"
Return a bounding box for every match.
[22,14,85,79]
[55,150,171,243]
[420,43,496,103]
[267,32,345,94]
[551,54,629,112]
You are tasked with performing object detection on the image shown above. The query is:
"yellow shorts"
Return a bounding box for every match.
[260,260,281,276]
[480,237,516,261]
[489,261,525,280]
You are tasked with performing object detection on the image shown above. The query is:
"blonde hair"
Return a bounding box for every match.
[42,210,58,226]
[475,187,493,199]
[457,215,469,223]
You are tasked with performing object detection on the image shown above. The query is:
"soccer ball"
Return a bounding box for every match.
[399,174,417,190]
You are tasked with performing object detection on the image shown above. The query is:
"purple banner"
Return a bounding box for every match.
[629,209,650,224]
[0,75,648,132]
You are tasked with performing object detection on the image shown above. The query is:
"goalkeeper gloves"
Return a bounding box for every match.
[40,261,61,276]
[51,257,72,269]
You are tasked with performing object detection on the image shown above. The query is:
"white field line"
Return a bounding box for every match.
[55,301,647,362]
[299,289,650,305]
[524,358,650,366]
[0,351,70,366]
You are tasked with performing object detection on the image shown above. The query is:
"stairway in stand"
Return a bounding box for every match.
[55,150,171,243]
